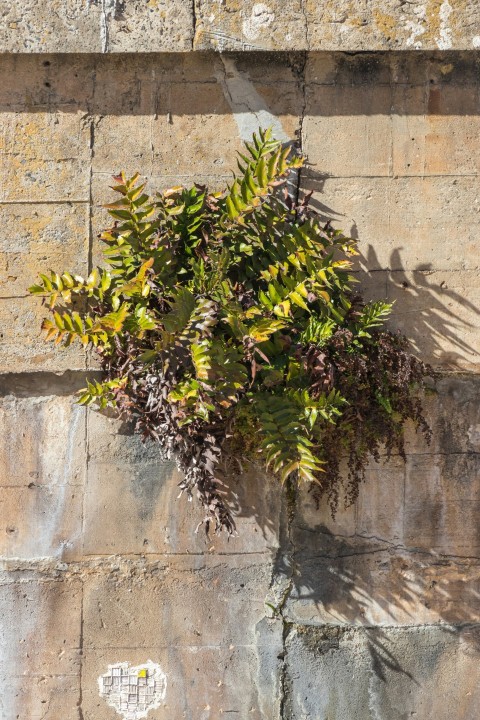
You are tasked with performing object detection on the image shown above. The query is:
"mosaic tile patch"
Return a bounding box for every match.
[98,661,167,720]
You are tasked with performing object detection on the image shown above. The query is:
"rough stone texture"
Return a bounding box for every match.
[0,0,193,53]
[195,0,480,52]
[0,202,89,297]
[1,0,480,52]
[1,49,480,719]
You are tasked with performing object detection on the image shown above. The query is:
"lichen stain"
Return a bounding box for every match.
[420,0,454,48]
[436,0,453,49]
[405,4,427,49]
[372,10,397,40]
[19,213,53,243]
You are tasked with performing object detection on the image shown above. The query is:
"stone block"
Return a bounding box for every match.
[303,85,393,177]
[0,0,103,53]
[302,176,480,273]
[305,1,480,52]
[0,484,83,559]
[403,375,480,456]
[285,625,480,719]
[0,575,81,718]
[82,639,282,720]
[0,297,87,372]
[92,114,155,177]
[289,412,480,625]
[0,389,86,560]
[0,202,89,297]
[0,395,85,488]
[404,452,480,555]
[305,52,393,87]
[90,56,155,175]
[0,673,80,720]
[151,54,301,176]
[106,0,194,52]
[82,556,273,649]
[286,544,480,627]
[392,83,480,176]
[194,1,307,51]
[151,80,246,177]
[0,55,94,109]
[354,456,406,542]
[83,408,282,555]
[305,52,474,89]
[1,111,91,202]
[289,475,480,625]
[0,575,82,675]
[386,269,480,370]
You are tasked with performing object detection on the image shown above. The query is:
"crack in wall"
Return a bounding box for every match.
[264,480,298,718]
[77,588,85,720]
[191,0,197,50]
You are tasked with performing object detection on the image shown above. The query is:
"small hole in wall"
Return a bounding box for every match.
[44,82,51,88]
[43,60,50,67]
[402,281,409,288]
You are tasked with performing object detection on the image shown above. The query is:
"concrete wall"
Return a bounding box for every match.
[1,6,480,719]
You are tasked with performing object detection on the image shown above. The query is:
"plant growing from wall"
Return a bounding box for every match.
[29,129,433,534]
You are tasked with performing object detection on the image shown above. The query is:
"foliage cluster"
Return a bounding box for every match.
[30,129,432,534]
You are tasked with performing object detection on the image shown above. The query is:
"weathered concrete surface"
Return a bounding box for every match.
[2,0,480,52]
[84,407,282,555]
[1,374,479,717]
[1,49,480,720]
[1,52,478,370]
[284,625,480,719]
[0,572,82,720]
[195,1,480,52]
[0,0,193,53]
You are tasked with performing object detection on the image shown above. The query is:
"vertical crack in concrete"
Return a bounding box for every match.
[300,0,310,51]
[87,117,95,276]
[191,0,197,50]
[266,480,298,718]
[77,586,85,720]
[288,52,307,208]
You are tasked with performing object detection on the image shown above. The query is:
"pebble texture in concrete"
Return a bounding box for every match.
[1,50,480,719]
[2,0,480,52]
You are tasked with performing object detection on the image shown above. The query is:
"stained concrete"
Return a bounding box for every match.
[1,46,480,720]
[1,1,480,52]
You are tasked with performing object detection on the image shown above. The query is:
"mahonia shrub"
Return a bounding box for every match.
[30,129,433,534]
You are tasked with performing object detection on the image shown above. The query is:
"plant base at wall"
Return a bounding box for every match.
[30,129,433,535]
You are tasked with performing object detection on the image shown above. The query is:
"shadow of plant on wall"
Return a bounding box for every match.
[254,168,480,691]
[303,169,479,371]
[358,245,479,370]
